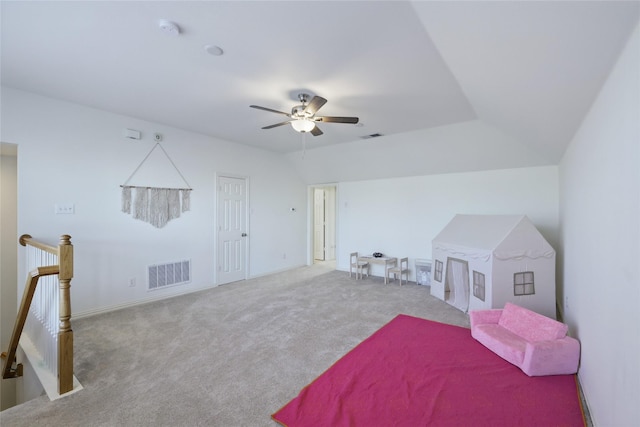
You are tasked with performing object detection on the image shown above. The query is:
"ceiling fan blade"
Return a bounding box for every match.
[310,125,323,136]
[303,96,327,116]
[315,116,359,124]
[262,121,293,129]
[250,105,291,117]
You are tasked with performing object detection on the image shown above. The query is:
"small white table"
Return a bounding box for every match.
[357,255,397,284]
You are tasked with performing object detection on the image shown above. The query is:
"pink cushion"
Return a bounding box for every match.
[498,303,567,342]
[522,337,581,376]
[472,324,526,366]
[469,309,502,328]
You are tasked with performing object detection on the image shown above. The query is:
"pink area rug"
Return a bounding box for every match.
[272,314,585,427]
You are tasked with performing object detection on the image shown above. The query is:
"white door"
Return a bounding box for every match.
[313,189,325,260]
[217,176,247,284]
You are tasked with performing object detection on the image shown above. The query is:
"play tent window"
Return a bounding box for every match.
[473,271,485,301]
[514,271,535,296]
[434,260,443,282]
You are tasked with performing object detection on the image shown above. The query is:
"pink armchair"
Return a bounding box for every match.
[470,302,580,376]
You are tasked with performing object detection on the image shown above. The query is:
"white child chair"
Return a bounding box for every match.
[386,257,409,286]
[350,252,370,280]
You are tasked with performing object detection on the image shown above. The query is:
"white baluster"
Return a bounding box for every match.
[22,244,60,376]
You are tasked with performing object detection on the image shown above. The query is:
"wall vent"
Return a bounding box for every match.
[148,260,191,290]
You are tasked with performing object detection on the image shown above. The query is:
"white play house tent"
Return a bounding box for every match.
[430,215,556,318]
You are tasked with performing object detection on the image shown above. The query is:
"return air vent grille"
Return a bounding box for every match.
[148,260,191,290]
[361,133,384,139]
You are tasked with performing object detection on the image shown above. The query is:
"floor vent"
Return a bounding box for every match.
[148,260,191,290]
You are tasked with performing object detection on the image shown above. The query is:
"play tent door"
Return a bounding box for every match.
[445,258,470,312]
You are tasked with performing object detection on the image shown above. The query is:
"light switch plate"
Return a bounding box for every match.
[54,203,75,214]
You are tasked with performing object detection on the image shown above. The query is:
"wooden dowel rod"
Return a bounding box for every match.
[119,185,193,191]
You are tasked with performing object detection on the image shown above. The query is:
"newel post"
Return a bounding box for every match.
[57,234,74,394]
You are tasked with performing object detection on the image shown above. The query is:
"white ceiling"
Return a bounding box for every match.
[1,1,638,160]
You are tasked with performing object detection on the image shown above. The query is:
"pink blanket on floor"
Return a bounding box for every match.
[272,314,585,427]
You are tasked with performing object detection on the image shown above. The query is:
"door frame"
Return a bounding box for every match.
[0,143,18,409]
[307,184,338,265]
[313,188,325,261]
[216,173,250,284]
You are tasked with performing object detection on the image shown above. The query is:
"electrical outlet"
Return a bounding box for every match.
[54,203,75,214]
[564,296,569,310]
[129,277,136,287]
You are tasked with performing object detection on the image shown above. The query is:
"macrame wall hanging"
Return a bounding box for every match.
[121,143,192,228]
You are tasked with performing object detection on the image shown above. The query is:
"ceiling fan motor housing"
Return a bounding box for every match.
[291,105,312,119]
[298,93,310,103]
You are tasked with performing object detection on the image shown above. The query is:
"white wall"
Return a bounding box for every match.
[1,88,308,316]
[559,23,639,427]
[336,166,559,282]
[287,119,553,184]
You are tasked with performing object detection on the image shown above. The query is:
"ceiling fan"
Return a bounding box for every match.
[250,93,359,136]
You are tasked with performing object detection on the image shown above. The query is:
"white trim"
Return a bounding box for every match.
[73,264,308,319]
[247,264,306,280]
[306,183,339,267]
[20,335,83,401]
[73,283,219,319]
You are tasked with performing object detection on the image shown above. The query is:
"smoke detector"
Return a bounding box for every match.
[158,19,180,37]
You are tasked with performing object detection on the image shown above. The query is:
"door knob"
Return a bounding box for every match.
[241,233,247,237]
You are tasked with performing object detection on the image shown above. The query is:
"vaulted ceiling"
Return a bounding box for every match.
[2,1,638,163]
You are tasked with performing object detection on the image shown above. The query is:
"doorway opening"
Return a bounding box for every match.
[1,142,18,410]
[311,186,336,267]
[444,257,470,312]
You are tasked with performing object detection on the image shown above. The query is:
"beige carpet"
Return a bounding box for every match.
[0,264,550,426]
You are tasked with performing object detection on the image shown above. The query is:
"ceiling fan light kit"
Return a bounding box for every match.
[291,119,315,133]
[250,93,359,137]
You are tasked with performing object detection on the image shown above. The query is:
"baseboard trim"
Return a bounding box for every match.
[246,264,307,280]
[74,265,309,319]
[73,283,219,319]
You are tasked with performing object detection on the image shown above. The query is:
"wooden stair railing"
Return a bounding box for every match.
[1,234,74,395]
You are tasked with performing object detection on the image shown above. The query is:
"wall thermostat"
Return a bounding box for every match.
[124,128,141,140]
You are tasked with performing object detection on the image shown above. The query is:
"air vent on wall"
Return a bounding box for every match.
[361,133,384,139]
[148,260,191,290]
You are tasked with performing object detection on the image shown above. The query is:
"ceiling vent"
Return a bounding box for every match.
[361,133,384,139]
